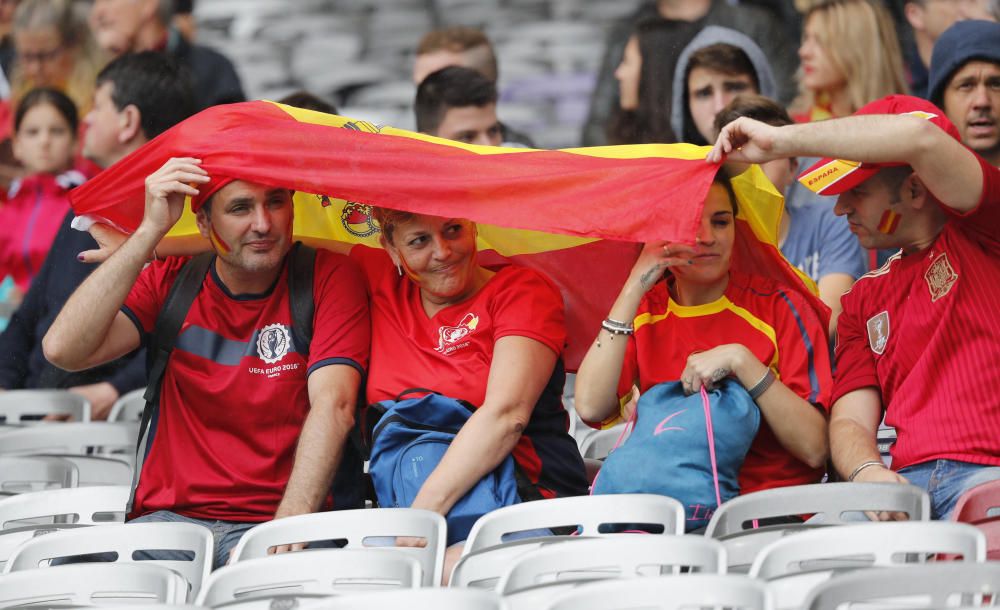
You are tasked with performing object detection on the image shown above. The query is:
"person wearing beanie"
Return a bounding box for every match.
[711,94,1000,519]
[929,19,1000,166]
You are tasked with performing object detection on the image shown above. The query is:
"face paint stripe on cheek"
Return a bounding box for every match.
[210,226,231,254]
[877,210,901,234]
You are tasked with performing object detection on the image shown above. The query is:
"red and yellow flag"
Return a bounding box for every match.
[69,101,826,368]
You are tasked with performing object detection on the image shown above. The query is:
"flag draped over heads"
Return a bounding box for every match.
[69,101,823,368]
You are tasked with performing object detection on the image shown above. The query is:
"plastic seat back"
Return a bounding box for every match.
[230,508,446,586]
[196,549,422,606]
[705,482,930,571]
[804,563,1000,610]
[451,494,684,589]
[0,485,128,529]
[0,562,188,605]
[749,521,986,610]
[5,521,213,602]
[546,574,773,610]
[0,390,90,423]
[0,455,78,493]
[497,535,726,610]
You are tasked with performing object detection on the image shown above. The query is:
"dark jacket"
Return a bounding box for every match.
[0,210,146,394]
[581,0,799,146]
[167,28,245,110]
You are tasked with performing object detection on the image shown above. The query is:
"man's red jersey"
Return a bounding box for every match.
[834,155,1000,470]
[611,271,833,494]
[351,246,588,499]
[122,250,370,521]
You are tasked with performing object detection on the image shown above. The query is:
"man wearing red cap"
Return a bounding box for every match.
[711,94,1000,519]
[43,158,370,566]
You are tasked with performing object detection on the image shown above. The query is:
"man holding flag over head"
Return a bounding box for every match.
[42,156,370,567]
[711,94,1000,519]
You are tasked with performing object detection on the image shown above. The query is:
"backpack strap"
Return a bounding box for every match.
[287,242,316,357]
[128,253,213,513]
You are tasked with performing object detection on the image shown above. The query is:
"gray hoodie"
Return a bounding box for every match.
[670,26,777,144]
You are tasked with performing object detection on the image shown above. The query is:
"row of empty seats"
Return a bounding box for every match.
[0,483,998,608]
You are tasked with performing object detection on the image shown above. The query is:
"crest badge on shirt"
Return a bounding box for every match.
[257,323,292,364]
[924,252,958,302]
[866,311,890,356]
[435,313,479,355]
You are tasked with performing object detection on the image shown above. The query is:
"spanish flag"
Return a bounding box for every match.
[69,101,826,368]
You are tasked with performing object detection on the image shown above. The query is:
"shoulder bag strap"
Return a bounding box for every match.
[287,242,316,357]
[128,253,213,512]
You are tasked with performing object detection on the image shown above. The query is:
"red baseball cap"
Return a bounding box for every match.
[797,95,961,196]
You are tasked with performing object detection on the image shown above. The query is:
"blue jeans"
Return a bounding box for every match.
[130,510,257,570]
[897,460,1000,520]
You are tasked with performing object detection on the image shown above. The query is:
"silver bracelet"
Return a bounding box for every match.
[848,460,886,482]
[601,318,634,336]
[747,368,775,400]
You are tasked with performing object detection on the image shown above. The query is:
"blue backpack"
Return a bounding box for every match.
[363,391,522,545]
[591,379,760,531]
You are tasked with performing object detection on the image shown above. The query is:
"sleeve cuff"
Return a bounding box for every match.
[307,357,365,379]
[831,375,880,405]
[120,305,148,349]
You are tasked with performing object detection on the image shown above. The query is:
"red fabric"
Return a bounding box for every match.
[0,173,74,291]
[478,239,642,371]
[833,156,1000,471]
[68,101,718,245]
[122,250,370,521]
[612,271,833,494]
[352,245,586,498]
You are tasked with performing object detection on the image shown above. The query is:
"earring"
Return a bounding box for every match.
[396,263,403,277]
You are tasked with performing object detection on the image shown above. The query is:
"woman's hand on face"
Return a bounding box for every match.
[626,241,696,294]
[680,344,757,395]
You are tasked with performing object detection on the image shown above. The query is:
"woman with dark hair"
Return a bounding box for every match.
[607,17,701,144]
[575,173,833,498]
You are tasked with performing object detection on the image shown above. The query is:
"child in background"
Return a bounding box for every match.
[0,87,85,305]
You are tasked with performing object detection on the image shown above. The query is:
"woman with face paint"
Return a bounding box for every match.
[575,173,833,503]
[346,208,588,582]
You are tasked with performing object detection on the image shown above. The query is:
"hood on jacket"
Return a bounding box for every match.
[670,25,777,144]
[928,19,1000,107]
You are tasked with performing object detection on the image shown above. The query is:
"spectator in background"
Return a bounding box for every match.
[582,0,799,147]
[902,0,994,98]
[416,66,502,147]
[172,0,194,41]
[670,26,776,145]
[11,0,103,116]
[714,94,865,334]
[413,25,496,85]
[88,0,243,109]
[0,88,84,302]
[792,0,908,122]
[607,17,701,144]
[0,52,194,419]
[928,20,1000,167]
[277,90,338,115]
[0,0,19,83]
[413,26,532,147]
